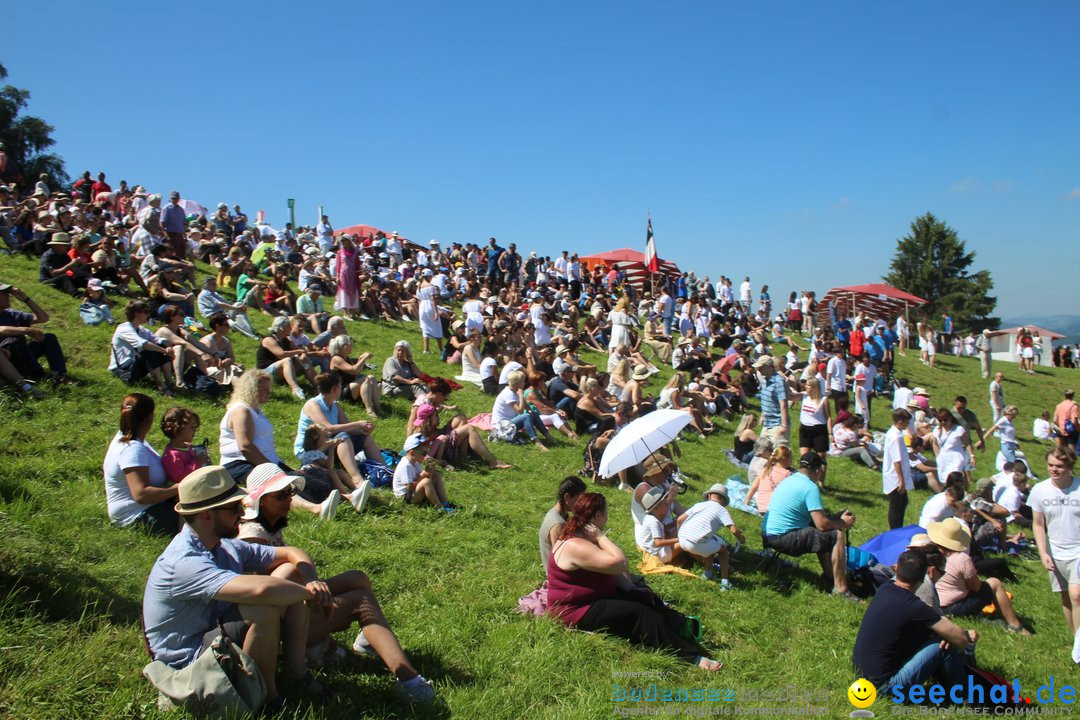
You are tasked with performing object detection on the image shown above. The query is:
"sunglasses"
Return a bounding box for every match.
[216,502,244,517]
[267,487,297,501]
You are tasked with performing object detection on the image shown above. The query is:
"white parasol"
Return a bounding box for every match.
[597,409,692,479]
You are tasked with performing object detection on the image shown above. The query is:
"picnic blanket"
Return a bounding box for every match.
[418,373,463,391]
[724,475,759,516]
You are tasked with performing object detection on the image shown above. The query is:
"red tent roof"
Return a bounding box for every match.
[579,249,681,288]
[820,283,928,322]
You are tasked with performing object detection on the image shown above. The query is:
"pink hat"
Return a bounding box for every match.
[413,403,437,427]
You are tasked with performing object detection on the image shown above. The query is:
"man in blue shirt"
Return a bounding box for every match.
[763,454,857,598]
[754,356,789,448]
[485,237,504,288]
[143,466,332,709]
[160,191,189,261]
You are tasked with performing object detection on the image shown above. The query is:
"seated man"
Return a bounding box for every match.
[0,282,69,386]
[381,340,427,398]
[762,453,857,599]
[142,466,329,712]
[852,550,978,695]
[296,283,331,335]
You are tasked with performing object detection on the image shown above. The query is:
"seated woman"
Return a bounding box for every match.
[732,413,759,464]
[493,370,552,451]
[524,371,578,441]
[540,476,588,568]
[444,320,469,365]
[102,393,179,536]
[574,377,617,436]
[219,370,296,484]
[258,316,317,400]
[656,372,713,437]
[295,372,385,509]
[407,378,513,469]
[746,437,774,489]
[327,334,381,417]
[828,410,881,470]
[264,270,296,315]
[928,518,1031,635]
[619,365,655,418]
[109,299,178,395]
[743,445,792,514]
[237,463,436,703]
[148,266,195,318]
[202,312,243,385]
[547,492,722,671]
[155,305,216,385]
[455,329,484,386]
[381,340,428,398]
[606,356,631,400]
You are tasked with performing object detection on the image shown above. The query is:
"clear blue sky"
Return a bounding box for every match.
[8,1,1079,318]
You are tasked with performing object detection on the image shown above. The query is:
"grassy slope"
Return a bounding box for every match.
[0,252,1075,719]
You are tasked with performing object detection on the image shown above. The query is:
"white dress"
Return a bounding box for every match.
[417,285,443,339]
[455,347,483,386]
[462,300,485,334]
[608,310,632,350]
[934,425,968,478]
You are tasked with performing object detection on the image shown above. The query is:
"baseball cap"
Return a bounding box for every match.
[403,433,428,453]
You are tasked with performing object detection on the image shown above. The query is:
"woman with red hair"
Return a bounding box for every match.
[546,492,722,671]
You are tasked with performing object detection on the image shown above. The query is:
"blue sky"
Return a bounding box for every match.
[8,1,1079,319]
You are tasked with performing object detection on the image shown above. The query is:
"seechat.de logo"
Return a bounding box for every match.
[891,676,1078,707]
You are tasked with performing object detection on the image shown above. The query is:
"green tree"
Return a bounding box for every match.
[883,212,999,331]
[0,63,68,191]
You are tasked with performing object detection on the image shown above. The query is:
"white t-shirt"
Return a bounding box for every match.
[825,357,847,392]
[492,387,521,424]
[635,514,672,563]
[103,433,168,527]
[991,417,1017,444]
[918,492,953,528]
[498,361,523,386]
[893,387,914,410]
[1027,477,1080,558]
[739,281,751,303]
[479,357,498,380]
[881,426,913,494]
[1033,418,1054,440]
[392,456,421,498]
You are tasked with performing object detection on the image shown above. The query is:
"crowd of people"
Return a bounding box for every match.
[1,172,1079,713]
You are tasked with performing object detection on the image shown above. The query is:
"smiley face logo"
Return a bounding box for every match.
[847,678,877,709]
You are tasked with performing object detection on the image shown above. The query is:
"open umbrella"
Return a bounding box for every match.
[857,525,924,566]
[597,409,692,479]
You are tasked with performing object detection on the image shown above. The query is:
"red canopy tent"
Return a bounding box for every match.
[579,248,681,290]
[334,224,423,253]
[819,283,928,323]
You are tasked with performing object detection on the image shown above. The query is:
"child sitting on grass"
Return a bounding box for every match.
[300,423,370,512]
[160,406,208,485]
[677,483,746,590]
[393,433,459,513]
[636,486,683,564]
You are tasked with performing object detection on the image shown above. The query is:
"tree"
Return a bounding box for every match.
[0,63,68,191]
[883,213,999,331]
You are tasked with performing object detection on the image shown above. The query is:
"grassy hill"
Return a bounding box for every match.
[0,252,1076,719]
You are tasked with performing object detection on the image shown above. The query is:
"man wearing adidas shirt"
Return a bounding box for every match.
[1030,446,1080,636]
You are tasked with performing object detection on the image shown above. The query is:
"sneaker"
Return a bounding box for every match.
[719,579,733,591]
[352,630,378,658]
[319,490,341,520]
[394,675,436,704]
[349,481,371,512]
[20,381,45,400]
[359,314,371,321]
[293,387,307,400]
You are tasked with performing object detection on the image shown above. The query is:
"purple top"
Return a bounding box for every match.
[545,542,616,625]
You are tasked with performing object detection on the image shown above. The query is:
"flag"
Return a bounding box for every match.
[645,217,659,273]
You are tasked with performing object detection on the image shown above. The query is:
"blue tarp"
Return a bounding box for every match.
[857,525,924,566]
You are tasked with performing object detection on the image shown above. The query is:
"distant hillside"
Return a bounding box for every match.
[1001,314,1080,345]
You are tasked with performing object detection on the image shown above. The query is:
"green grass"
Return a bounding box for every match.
[0,252,1076,719]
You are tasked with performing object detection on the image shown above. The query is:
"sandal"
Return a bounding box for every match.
[831,590,862,604]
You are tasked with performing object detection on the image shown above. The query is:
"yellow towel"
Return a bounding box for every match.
[637,550,699,579]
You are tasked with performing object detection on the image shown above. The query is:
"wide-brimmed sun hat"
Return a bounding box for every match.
[241,463,306,520]
[927,518,971,553]
[175,466,247,515]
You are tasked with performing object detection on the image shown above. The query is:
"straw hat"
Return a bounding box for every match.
[631,365,651,381]
[241,463,306,520]
[46,232,71,247]
[927,518,971,553]
[175,466,247,515]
